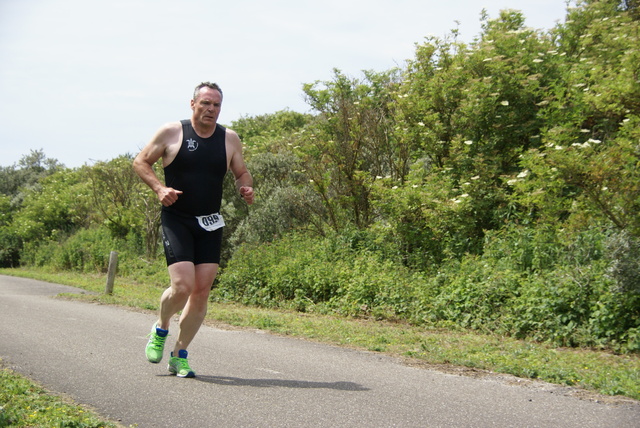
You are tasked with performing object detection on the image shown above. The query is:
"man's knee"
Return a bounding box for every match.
[191,284,212,302]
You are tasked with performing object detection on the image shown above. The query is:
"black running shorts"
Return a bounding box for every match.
[161,208,223,265]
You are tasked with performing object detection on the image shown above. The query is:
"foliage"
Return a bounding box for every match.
[2,0,639,353]
[231,109,313,153]
[218,112,314,265]
[21,227,121,273]
[12,169,92,238]
[0,149,64,204]
[516,0,640,237]
[217,225,639,353]
[0,151,69,267]
[86,154,162,258]
[301,68,401,230]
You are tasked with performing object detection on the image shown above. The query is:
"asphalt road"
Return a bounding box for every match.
[1,275,638,427]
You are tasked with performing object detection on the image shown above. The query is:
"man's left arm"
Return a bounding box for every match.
[228,130,254,205]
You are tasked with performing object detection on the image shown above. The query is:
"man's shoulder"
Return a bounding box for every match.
[216,123,229,134]
[166,120,186,130]
[151,121,184,154]
[223,126,241,146]
[155,120,182,134]
[221,125,238,138]
[156,121,184,139]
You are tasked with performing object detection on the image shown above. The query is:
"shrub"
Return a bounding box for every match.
[22,227,121,273]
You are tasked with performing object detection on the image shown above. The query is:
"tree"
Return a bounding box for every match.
[87,155,162,258]
[222,112,319,261]
[511,0,640,236]
[10,168,91,243]
[301,68,400,230]
[0,149,63,205]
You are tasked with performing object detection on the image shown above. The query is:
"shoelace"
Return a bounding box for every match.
[148,332,167,349]
[172,357,192,372]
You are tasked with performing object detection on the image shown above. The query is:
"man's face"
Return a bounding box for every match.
[191,87,222,126]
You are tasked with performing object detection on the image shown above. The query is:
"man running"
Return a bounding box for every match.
[133,82,254,378]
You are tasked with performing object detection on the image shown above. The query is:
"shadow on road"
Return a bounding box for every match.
[191,375,370,391]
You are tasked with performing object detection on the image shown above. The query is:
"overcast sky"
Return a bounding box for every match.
[0,0,571,168]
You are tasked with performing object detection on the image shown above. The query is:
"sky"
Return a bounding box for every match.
[0,0,572,168]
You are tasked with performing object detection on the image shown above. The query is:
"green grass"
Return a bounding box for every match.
[0,363,121,428]
[2,267,640,410]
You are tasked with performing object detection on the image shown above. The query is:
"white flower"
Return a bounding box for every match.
[507,179,518,186]
[417,122,425,127]
[500,101,509,106]
[533,59,543,63]
[471,175,480,180]
[517,170,530,178]
[587,138,601,144]
[572,142,591,149]
[464,140,473,145]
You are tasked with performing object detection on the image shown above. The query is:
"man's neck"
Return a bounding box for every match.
[191,119,216,138]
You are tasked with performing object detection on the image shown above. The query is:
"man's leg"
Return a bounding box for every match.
[157,261,198,330]
[173,262,218,354]
[146,261,197,364]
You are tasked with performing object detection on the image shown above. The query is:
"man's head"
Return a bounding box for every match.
[191,82,223,128]
[193,82,223,101]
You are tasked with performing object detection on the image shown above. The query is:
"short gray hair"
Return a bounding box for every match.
[193,82,223,100]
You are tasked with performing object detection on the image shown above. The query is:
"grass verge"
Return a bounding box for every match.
[0,362,121,428]
[2,267,639,407]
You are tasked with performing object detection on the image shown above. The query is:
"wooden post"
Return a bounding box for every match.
[105,251,118,295]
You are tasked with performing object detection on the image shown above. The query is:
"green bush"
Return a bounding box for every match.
[428,257,523,332]
[0,226,21,268]
[216,232,420,318]
[217,226,639,353]
[22,227,121,273]
[427,226,639,351]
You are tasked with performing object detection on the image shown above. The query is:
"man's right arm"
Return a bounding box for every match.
[133,122,183,207]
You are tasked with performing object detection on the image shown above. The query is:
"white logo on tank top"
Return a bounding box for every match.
[186,138,198,151]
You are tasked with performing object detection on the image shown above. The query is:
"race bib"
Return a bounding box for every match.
[196,212,225,232]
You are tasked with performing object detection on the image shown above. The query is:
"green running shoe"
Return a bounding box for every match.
[145,323,168,363]
[168,350,195,378]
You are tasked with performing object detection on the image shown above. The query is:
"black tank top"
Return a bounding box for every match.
[163,120,227,215]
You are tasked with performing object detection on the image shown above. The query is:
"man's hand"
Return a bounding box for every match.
[239,186,254,205]
[157,187,183,207]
